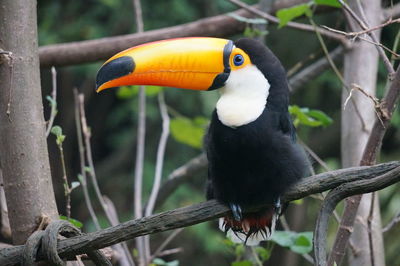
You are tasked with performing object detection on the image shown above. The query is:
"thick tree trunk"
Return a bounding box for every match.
[0,0,58,244]
[341,0,385,265]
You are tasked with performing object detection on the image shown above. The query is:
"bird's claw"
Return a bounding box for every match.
[229,203,242,221]
[274,197,282,214]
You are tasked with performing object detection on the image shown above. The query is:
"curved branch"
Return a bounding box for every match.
[0,161,399,265]
[314,166,400,266]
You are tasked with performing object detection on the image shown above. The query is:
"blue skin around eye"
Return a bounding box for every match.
[233,54,244,66]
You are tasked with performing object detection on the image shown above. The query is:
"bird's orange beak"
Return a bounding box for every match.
[96,37,233,92]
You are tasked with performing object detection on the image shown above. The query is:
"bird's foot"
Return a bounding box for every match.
[229,203,243,221]
[273,197,282,215]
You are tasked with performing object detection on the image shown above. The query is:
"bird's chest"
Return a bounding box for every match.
[209,109,274,159]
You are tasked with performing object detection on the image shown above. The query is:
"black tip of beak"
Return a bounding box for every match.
[96,56,135,90]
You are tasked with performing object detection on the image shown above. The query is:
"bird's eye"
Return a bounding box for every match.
[233,54,244,66]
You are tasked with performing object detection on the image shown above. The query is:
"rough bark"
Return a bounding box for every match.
[339,1,385,265]
[0,0,58,244]
[0,161,399,265]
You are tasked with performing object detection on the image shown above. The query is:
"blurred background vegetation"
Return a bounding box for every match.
[34,0,400,265]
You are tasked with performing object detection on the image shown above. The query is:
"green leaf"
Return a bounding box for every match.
[153,258,166,265]
[70,181,80,190]
[51,125,62,137]
[59,215,83,228]
[291,233,313,254]
[307,109,333,126]
[46,95,57,107]
[116,85,163,99]
[235,244,245,257]
[51,125,66,145]
[289,105,333,128]
[116,86,138,99]
[84,166,93,174]
[276,4,312,28]
[152,258,179,266]
[271,231,313,254]
[271,231,295,247]
[231,261,252,266]
[255,246,271,261]
[313,0,342,8]
[228,13,267,25]
[170,116,209,149]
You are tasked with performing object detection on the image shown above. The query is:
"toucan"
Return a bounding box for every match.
[96,37,309,245]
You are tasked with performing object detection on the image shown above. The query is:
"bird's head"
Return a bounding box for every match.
[96,37,289,126]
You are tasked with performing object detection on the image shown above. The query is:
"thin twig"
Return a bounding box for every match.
[321,25,400,58]
[228,0,346,43]
[322,18,400,39]
[298,139,331,172]
[382,210,400,233]
[151,228,183,260]
[78,94,135,266]
[46,67,58,137]
[133,0,144,33]
[132,0,148,263]
[143,91,170,264]
[145,91,170,217]
[56,133,71,219]
[338,0,395,75]
[288,46,345,93]
[73,89,100,230]
[310,18,368,132]
[367,192,376,266]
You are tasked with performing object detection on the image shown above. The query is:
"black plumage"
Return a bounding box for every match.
[205,38,309,242]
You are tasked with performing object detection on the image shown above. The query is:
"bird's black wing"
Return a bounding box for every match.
[279,111,297,143]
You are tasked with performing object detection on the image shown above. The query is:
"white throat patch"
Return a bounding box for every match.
[216,65,270,128]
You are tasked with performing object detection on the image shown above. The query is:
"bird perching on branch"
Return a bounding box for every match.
[96,37,309,245]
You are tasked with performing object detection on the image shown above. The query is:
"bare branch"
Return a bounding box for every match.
[132,0,144,33]
[228,0,346,42]
[338,0,395,74]
[37,0,326,67]
[45,67,58,137]
[383,3,400,20]
[0,161,399,265]
[288,46,345,93]
[382,210,400,233]
[314,166,400,266]
[154,153,207,209]
[73,89,100,230]
[324,65,400,266]
[145,92,170,216]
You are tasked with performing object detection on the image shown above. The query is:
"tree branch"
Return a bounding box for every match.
[1,161,399,265]
[315,166,400,266]
[228,0,346,42]
[37,0,310,67]
[323,57,400,266]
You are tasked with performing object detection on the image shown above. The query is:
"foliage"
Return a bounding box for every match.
[59,215,83,229]
[289,105,333,128]
[117,85,163,99]
[151,258,179,266]
[276,0,341,27]
[170,116,209,149]
[277,3,312,28]
[50,125,66,145]
[271,231,313,254]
